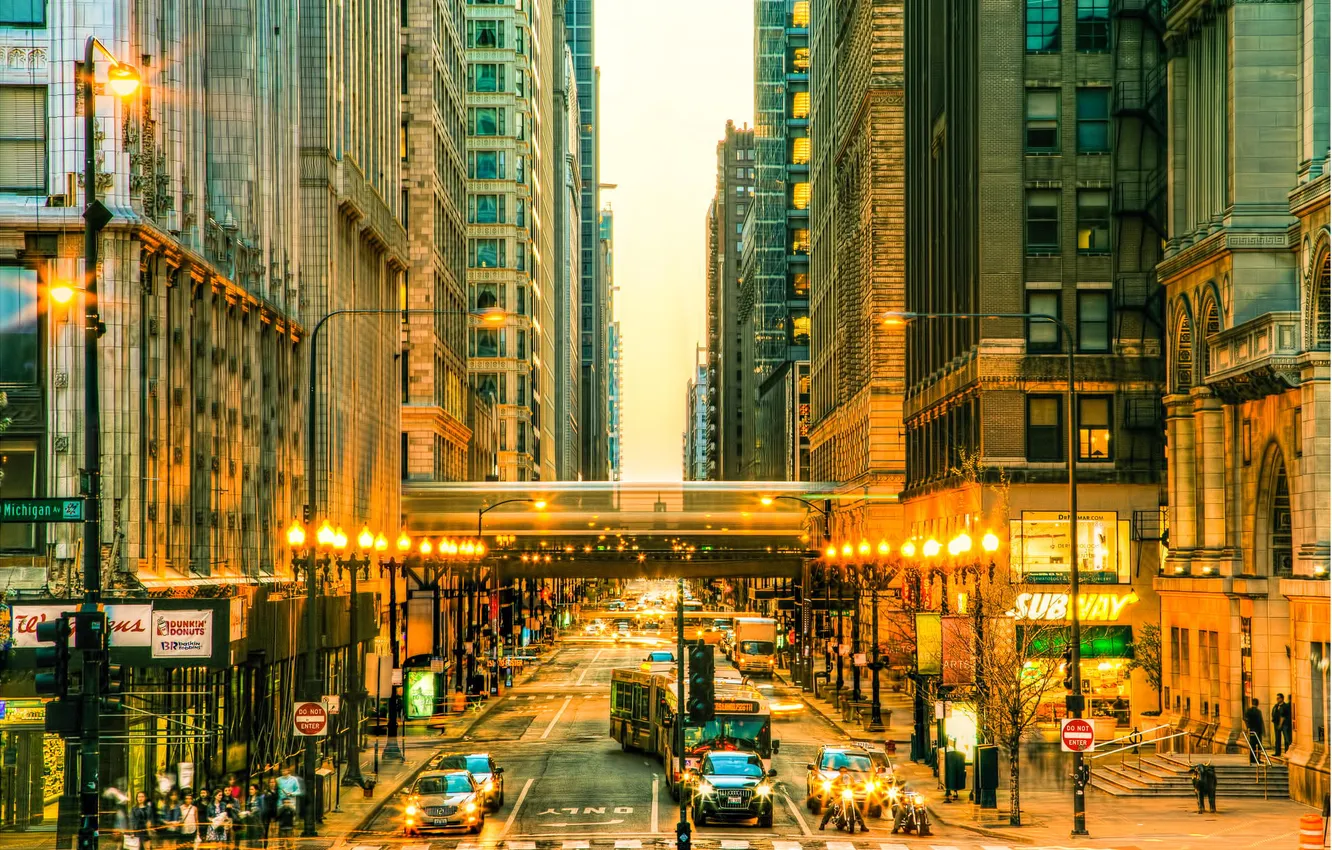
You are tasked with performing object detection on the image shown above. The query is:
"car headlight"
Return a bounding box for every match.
[404,804,418,816]
[697,781,712,796]
[465,801,478,813]
[863,781,876,793]
[756,784,771,796]
[886,787,898,800]
[821,780,832,792]
[483,780,494,792]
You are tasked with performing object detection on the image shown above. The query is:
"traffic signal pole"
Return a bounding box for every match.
[675,578,689,850]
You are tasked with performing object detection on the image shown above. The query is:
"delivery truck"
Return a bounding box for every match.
[732,617,778,677]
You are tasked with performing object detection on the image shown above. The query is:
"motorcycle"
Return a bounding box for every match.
[826,788,864,834]
[889,788,931,836]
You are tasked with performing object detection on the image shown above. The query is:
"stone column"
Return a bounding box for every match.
[1165,398,1198,555]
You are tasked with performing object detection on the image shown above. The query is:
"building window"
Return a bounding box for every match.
[1026,396,1063,461]
[469,107,504,136]
[791,136,810,164]
[1025,190,1060,252]
[468,20,503,48]
[790,0,810,27]
[473,282,503,310]
[790,228,810,255]
[1077,190,1111,253]
[791,315,810,346]
[471,327,501,358]
[0,440,37,550]
[515,198,526,228]
[1026,0,1060,52]
[470,194,504,224]
[1025,89,1059,152]
[468,150,504,179]
[1078,291,1112,352]
[400,123,408,161]
[1026,290,1061,352]
[1076,88,1111,153]
[0,86,47,194]
[0,266,38,383]
[470,63,504,93]
[791,91,810,119]
[469,238,505,269]
[791,182,810,210]
[0,0,44,25]
[790,271,809,298]
[1076,0,1111,51]
[1077,396,1112,460]
[1313,643,1329,744]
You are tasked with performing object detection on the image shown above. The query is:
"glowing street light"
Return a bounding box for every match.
[286,520,306,549]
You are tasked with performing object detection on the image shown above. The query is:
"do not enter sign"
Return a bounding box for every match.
[293,701,329,737]
[1060,717,1095,753]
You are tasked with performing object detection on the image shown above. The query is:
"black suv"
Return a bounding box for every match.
[691,751,776,827]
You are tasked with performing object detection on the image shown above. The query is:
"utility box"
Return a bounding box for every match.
[977,745,999,808]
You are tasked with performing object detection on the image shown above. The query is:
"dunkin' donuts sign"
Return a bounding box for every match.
[151,610,213,658]
[11,604,152,648]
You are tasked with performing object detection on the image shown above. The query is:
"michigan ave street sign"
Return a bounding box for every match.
[0,498,84,522]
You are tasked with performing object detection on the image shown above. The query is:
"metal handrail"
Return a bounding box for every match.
[1093,722,1174,754]
[1090,729,1189,764]
[1241,731,1273,799]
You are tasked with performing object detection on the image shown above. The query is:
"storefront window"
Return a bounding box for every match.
[1024,628,1132,727]
[1009,511,1129,583]
[0,440,37,550]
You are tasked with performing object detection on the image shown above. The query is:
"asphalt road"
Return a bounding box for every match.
[353,640,957,844]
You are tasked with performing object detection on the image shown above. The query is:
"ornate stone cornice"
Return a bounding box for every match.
[1158,227,1292,283]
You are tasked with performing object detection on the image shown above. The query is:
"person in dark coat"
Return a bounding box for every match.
[1271,693,1292,756]
[130,791,153,849]
[1243,697,1264,763]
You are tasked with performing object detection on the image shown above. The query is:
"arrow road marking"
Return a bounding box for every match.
[501,777,535,837]
[540,696,573,739]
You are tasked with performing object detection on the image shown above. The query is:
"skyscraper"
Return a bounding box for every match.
[553,23,583,480]
[704,123,756,480]
[465,0,558,482]
[746,0,810,481]
[684,347,711,481]
[601,205,624,481]
[567,0,608,479]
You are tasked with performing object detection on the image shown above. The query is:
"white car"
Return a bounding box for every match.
[403,770,485,834]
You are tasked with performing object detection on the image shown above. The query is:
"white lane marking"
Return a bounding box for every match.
[650,775,659,834]
[506,843,536,850]
[562,841,591,849]
[878,845,913,850]
[500,777,535,836]
[615,842,642,849]
[575,648,605,686]
[781,792,812,836]
[540,696,573,739]
[401,845,429,850]
[825,842,857,850]
[773,842,803,850]
[351,845,381,850]
[720,841,750,849]
[980,846,1015,850]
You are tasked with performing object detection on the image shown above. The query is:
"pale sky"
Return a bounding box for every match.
[597,0,754,481]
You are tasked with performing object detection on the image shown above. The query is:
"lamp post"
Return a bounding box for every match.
[829,540,901,731]
[285,519,333,836]
[886,310,1087,835]
[333,528,374,787]
[73,38,139,850]
[379,532,412,761]
[477,498,544,694]
[761,495,832,691]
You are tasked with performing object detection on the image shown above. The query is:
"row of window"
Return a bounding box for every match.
[1026,0,1111,54]
[472,370,530,407]
[472,280,530,315]
[469,326,532,360]
[1025,188,1110,253]
[1026,289,1112,352]
[1025,88,1110,154]
[467,63,527,96]
[1026,394,1113,461]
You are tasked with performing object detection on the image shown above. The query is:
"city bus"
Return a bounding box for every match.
[609,666,775,800]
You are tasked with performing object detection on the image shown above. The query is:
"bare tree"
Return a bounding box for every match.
[1124,622,1163,713]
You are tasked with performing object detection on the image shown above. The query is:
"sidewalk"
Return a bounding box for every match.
[777,667,1324,846]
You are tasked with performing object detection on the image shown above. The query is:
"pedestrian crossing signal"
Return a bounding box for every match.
[676,820,691,850]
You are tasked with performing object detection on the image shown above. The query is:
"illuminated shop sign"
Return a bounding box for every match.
[1007,591,1139,622]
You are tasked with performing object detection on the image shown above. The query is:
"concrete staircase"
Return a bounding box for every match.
[1090,752,1290,799]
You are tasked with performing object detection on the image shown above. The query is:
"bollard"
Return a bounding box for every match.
[1297,813,1323,849]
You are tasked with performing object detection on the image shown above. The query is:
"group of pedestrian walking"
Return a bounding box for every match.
[1243,694,1293,762]
[117,768,305,850]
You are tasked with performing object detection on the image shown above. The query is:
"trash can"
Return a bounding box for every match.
[362,779,377,799]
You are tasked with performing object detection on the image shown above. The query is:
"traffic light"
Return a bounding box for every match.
[34,615,81,736]
[687,641,715,724]
[1061,645,1075,692]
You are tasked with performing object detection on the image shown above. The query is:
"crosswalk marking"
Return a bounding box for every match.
[878,845,913,850]
[561,841,590,850]
[927,845,964,850]
[614,841,642,849]
[506,842,536,850]
[720,841,750,850]
[826,842,857,850]
[772,842,803,850]
[351,845,381,850]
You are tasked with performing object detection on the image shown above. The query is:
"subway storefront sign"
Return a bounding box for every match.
[1007,591,1139,622]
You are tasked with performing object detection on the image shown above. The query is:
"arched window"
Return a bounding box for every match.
[1202,300,1220,376]
[1173,313,1194,392]
[1271,456,1293,577]
[1314,249,1330,350]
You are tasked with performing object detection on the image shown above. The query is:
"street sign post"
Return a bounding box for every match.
[1060,717,1095,753]
[0,499,84,522]
[293,701,329,736]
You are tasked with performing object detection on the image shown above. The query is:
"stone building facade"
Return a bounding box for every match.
[901,0,1170,733]
[1155,0,1329,805]
[807,0,907,543]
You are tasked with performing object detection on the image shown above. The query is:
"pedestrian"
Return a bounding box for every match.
[206,789,231,845]
[1271,693,1292,756]
[1244,697,1265,762]
[225,776,243,802]
[244,784,265,846]
[177,793,200,850]
[261,780,279,842]
[163,791,182,847]
[129,791,152,850]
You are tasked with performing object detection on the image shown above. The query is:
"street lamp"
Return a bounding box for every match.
[377,532,411,761]
[886,309,1088,836]
[760,495,833,691]
[330,526,375,788]
[827,540,900,731]
[69,39,140,850]
[286,517,332,836]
